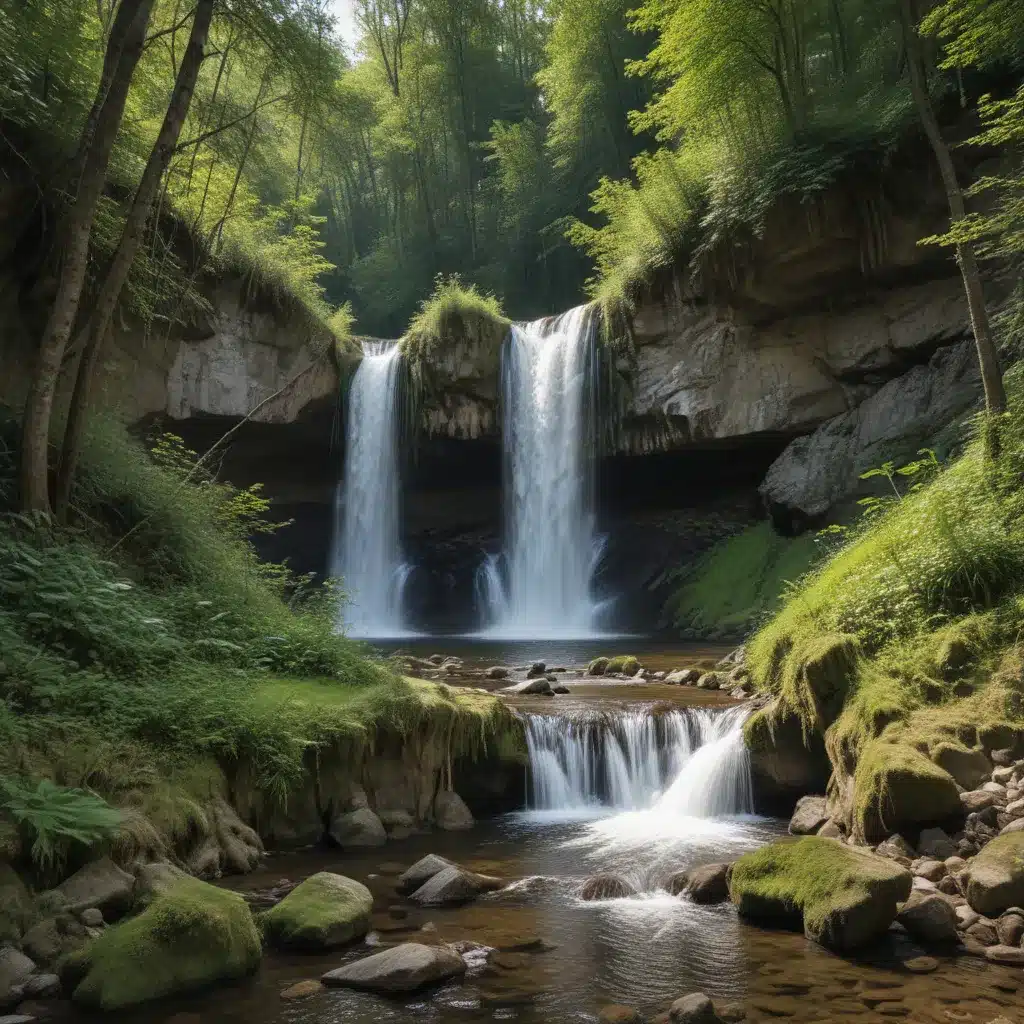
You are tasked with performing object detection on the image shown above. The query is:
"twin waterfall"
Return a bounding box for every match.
[332,341,409,637]
[525,706,754,817]
[333,307,603,636]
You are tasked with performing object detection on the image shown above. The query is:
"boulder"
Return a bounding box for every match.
[896,894,958,945]
[875,835,916,863]
[743,702,831,808]
[588,658,610,677]
[486,667,509,680]
[503,679,552,695]
[56,858,134,921]
[22,916,87,965]
[433,791,474,831]
[606,656,641,677]
[854,741,961,841]
[962,790,999,814]
[914,860,946,882]
[329,808,387,848]
[321,942,466,994]
[789,796,829,836]
[997,912,1024,947]
[397,855,454,894]
[261,873,373,950]
[681,863,731,905]
[0,867,29,945]
[986,945,1024,966]
[669,992,718,1024]
[932,744,992,791]
[579,875,638,901]
[966,833,1024,916]
[378,810,415,830]
[966,919,999,946]
[67,877,261,1010]
[134,861,189,906]
[1000,817,1024,836]
[922,828,955,857]
[0,947,35,1010]
[526,662,547,679]
[280,980,323,1000]
[409,866,503,906]
[730,837,912,952]
[666,669,700,685]
[79,908,104,928]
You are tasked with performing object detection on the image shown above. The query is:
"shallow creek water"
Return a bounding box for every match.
[82,654,1024,1024]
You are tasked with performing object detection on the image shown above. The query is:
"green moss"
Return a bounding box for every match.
[261,872,372,950]
[401,276,509,367]
[852,738,961,841]
[69,877,261,1010]
[731,836,911,951]
[666,523,821,637]
[605,656,640,676]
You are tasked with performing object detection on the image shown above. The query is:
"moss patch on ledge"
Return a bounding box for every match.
[665,523,821,639]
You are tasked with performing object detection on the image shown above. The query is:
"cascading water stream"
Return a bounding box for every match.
[524,706,753,818]
[331,340,411,638]
[480,305,604,637]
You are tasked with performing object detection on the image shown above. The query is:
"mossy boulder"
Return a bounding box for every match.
[966,833,1024,916]
[260,872,372,950]
[587,658,610,677]
[598,656,640,677]
[730,836,912,951]
[782,633,860,731]
[743,699,831,811]
[67,877,261,1010]
[853,739,962,841]
[931,742,991,790]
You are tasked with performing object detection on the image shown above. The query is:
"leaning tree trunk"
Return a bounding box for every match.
[19,0,157,513]
[55,0,217,521]
[901,0,1007,414]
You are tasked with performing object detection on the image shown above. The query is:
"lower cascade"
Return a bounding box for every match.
[480,305,605,637]
[524,705,753,817]
[332,340,411,637]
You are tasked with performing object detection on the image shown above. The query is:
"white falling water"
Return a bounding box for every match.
[483,305,603,638]
[332,341,411,638]
[524,707,753,817]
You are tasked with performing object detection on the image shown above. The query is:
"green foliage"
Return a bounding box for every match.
[0,777,121,876]
[666,523,822,638]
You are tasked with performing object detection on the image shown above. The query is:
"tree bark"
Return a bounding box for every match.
[901,0,1006,414]
[20,0,157,513]
[54,0,217,520]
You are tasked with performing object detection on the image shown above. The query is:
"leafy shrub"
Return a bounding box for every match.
[1,777,121,876]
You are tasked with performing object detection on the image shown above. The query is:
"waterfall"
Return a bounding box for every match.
[482,305,603,637]
[524,707,753,817]
[332,340,410,638]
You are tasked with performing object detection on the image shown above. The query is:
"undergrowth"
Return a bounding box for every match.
[745,365,1024,831]
[0,413,520,873]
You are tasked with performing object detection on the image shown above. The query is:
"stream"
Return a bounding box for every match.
[83,649,1024,1024]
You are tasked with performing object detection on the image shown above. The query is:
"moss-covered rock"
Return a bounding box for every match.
[68,877,261,1010]
[781,633,860,732]
[587,658,610,677]
[853,739,961,841]
[605,656,641,676]
[260,872,372,950]
[730,836,911,951]
[966,833,1024,916]
[743,699,831,810]
[931,742,991,790]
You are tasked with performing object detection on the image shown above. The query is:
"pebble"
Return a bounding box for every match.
[903,956,940,973]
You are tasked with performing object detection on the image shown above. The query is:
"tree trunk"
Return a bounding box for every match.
[20,0,156,513]
[55,0,216,521]
[901,0,1006,414]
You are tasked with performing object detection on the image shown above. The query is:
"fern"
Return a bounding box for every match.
[0,777,122,875]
